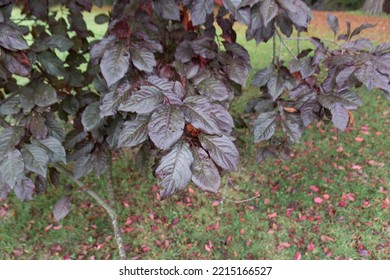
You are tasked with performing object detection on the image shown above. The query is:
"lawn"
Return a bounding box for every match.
[0,8,389,260]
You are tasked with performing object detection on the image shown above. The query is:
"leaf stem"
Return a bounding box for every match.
[273,32,276,64]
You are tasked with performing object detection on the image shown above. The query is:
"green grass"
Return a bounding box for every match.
[1,9,389,260]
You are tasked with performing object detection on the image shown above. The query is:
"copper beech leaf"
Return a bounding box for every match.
[118,86,164,114]
[53,196,71,221]
[253,111,277,142]
[100,42,130,87]
[0,149,24,188]
[22,144,49,178]
[0,23,29,51]
[191,147,221,193]
[191,0,213,26]
[155,141,194,200]
[130,47,156,73]
[117,115,149,148]
[199,134,239,171]
[14,178,35,201]
[148,105,185,150]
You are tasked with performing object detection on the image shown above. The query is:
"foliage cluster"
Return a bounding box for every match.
[0,0,388,222]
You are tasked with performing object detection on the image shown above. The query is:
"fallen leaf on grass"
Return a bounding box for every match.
[211,200,220,207]
[278,242,291,250]
[310,185,320,192]
[338,201,347,207]
[357,249,370,257]
[307,243,315,251]
[205,240,213,252]
[367,160,385,167]
[320,235,335,242]
[294,251,301,260]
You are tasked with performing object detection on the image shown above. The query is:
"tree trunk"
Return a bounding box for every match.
[362,0,385,15]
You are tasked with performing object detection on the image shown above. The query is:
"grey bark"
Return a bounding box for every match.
[362,0,385,15]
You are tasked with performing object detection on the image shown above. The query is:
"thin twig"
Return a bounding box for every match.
[273,32,276,64]
[0,117,11,128]
[297,31,301,54]
[276,29,297,60]
[224,194,261,204]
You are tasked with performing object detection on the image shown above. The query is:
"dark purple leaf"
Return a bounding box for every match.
[300,102,318,127]
[155,141,194,200]
[251,65,274,87]
[336,66,356,87]
[183,96,222,135]
[91,145,110,175]
[191,0,214,26]
[191,38,217,59]
[73,154,93,179]
[117,115,149,148]
[281,112,303,143]
[45,35,74,52]
[53,196,71,221]
[199,134,239,171]
[278,0,312,30]
[152,0,180,21]
[0,23,29,51]
[29,113,48,140]
[259,0,278,26]
[37,51,66,77]
[130,47,156,73]
[100,42,130,87]
[350,23,376,38]
[34,83,58,107]
[0,95,20,115]
[223,0,251,25]
[118,85,164,113]
[319,90,362,110]
[191,147,221,193]
[22,144,49,178]
[148,105,185,150]
[175,40,194,63]
[253,110,277,142]
[37,136,66,164]
[82,102,101,131]
[194,76,229,101]
[0,149,24,188]
[90,36,116,65]
[0,183,10,199]
[326,14,338,35]
[330,103,348,131]
[14,178,35,201]
[3,52,31,77]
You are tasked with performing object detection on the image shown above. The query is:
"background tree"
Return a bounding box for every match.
[362,0,385,14]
